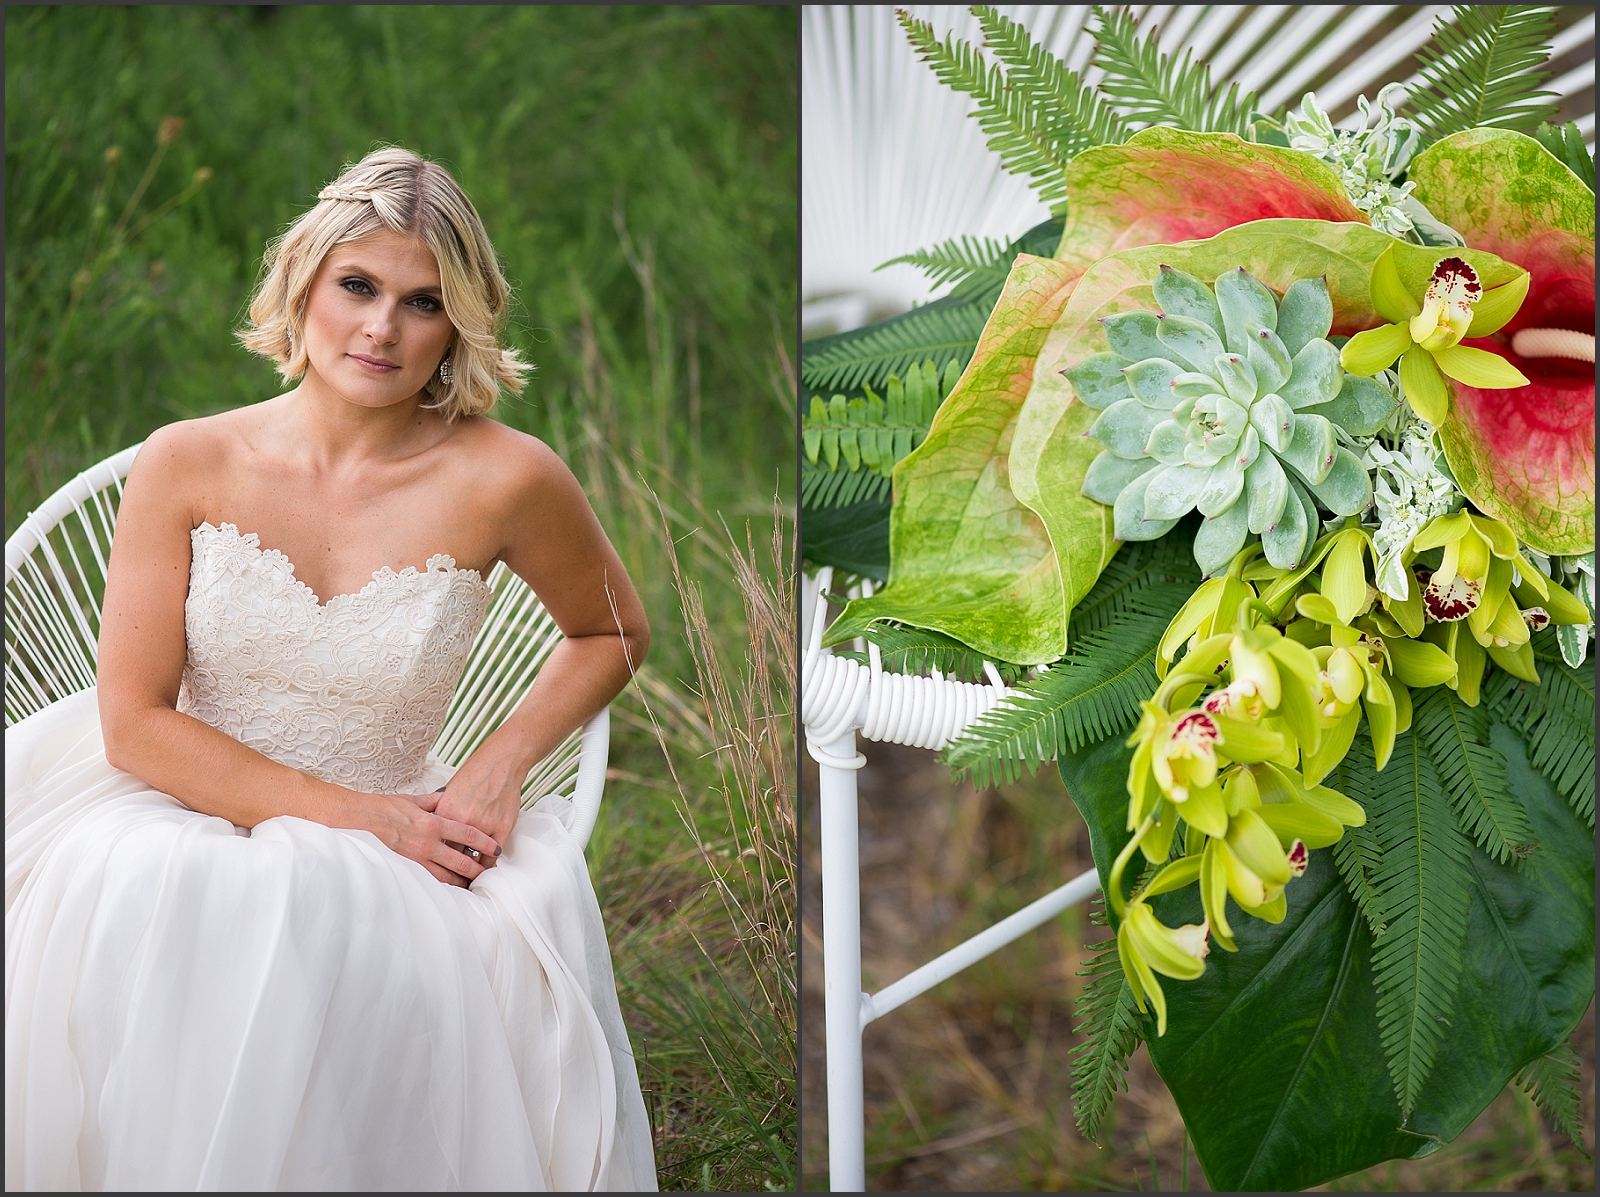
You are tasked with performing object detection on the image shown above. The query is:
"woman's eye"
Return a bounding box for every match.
[340,278,373,295]
[410,295,443,313]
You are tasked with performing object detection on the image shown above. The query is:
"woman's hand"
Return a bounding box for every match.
[431,749,525,853]
[362,791,503,887]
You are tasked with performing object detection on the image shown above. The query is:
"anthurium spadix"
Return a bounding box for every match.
[1339,247,1531,425]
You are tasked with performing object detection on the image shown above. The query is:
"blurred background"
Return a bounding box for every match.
[799,4,1595,1190]
[6,6,796,1190]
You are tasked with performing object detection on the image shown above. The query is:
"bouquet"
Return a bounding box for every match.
[802,6,1594,1189]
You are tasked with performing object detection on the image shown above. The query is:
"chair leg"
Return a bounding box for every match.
[817,728,867,1192]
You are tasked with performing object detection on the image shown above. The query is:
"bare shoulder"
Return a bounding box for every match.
[125,405,269,519]
[447,417,578,501]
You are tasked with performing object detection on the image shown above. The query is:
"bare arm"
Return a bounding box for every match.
[432,436,650,846]
[96,425,500,885]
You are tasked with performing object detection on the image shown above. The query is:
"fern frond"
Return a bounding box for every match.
[1329,747,1390,936]
[1514,1039,1592,1159]
[1354,730,1473,1115]
[877,233,1015,296]
[1410,5,1560,143]
[897,9,1073,210]
[839,622,1029,685]
[801,359,961,509]
[1088,5,1257,137]
[1485,639,1596,829]
[1068,536,1202,638]
[973,5,1128,160]
[800,294,990,394]
[1413,685,1535,863]
[943,609,1181,789]
[800,465,890,511]
[1333,819,1389,938]
[1533,121,1596,193]
[1070,900,1146,1144]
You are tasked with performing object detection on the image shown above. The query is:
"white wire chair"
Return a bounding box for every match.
[803,4,1597,1189]
[800,567,1101,1192]
[3,443,610,850]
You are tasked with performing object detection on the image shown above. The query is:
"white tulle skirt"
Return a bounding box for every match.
[5,690,657,1192]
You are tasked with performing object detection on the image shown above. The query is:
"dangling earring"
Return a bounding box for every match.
[438,353,454,384]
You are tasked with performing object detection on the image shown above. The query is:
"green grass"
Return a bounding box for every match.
[5,5,796,1189]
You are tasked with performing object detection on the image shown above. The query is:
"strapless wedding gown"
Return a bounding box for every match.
[5,523,657,1191]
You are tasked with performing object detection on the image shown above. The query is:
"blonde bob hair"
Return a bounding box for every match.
[238,147,528,420]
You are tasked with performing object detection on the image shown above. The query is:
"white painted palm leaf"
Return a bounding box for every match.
[3,444,608,850]
[802,3,1596,331]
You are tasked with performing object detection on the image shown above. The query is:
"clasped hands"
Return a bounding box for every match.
[367,754,523,887]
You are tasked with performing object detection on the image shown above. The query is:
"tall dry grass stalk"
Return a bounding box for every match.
[564,278,794,1185]
[616,487,796,1187]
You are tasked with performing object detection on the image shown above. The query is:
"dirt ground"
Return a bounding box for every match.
[799,740,1596,1192]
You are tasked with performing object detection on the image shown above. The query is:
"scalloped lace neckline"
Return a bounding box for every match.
[195,521,485,611]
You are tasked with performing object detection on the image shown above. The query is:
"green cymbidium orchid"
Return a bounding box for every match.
[1116,901,1210,1037]
[1339,246,1531,424]
[1407,509,1572,698]
[1112,584,1371,1037]
[1072,265,1387,575]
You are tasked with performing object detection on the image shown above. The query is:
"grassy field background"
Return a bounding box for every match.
[5,6,796,1189]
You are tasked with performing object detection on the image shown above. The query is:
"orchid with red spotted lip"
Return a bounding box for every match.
[1340,247,1530,427]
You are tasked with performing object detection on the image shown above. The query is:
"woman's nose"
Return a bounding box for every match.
[364,302,401,345]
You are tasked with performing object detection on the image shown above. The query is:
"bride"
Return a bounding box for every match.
[5,147,658,1191]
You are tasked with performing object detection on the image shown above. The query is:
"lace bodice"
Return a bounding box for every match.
[176,522,492,793]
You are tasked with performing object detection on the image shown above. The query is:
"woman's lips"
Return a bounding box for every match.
[348,353,401,372]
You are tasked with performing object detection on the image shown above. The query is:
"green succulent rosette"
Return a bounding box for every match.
[1072,265,1387,575]
[1006,219,1525,631]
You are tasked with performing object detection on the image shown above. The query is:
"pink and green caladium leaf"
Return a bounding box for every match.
[824,254,1096,665]
[1014,220,1524,562]
[1409,128,1595,555]
[1053,128,1366,272]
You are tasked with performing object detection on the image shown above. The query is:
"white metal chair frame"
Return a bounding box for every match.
[801,565,1101,1192]
[4,443,609,850]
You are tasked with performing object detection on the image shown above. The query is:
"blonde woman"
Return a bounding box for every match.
[5,148,657,1191]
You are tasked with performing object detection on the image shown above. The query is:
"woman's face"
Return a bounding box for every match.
[300,230,456,411]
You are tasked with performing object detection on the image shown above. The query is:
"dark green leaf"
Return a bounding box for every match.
[798,495,890,581]
[1057,711,1595,1191]
[1485,634,1596,829]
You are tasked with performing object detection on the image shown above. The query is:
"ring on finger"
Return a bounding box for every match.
[464,846,481,862]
